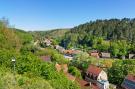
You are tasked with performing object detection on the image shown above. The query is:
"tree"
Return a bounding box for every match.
[110,42,119,57]
[108,60,135,85]
[117,40,128,59]
[68,66,82,79]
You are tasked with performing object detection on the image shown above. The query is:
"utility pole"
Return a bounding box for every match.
[12,57,16,88]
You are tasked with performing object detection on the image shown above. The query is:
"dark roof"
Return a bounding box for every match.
[87,65,102,76]
[40,56,51,62]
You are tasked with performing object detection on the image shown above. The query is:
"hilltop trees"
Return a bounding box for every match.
[57,18,135,58]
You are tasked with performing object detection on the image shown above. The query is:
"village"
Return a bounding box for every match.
[37,38,135,89]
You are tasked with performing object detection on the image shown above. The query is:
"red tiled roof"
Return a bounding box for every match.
[90,53,99,58]
[64,50,80,54]
[87,65,102,76]
[40,56,51,62]
[126,74,135,82]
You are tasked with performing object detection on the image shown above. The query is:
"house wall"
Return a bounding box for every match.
[90,53,99,58]
[97,71,108,81]
[97,81,109,89]
[101,53,110,58]
[129,54,135,59]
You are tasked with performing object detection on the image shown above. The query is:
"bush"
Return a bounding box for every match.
[68,66,82,79]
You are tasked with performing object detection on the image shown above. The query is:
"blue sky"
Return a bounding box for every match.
[0,0,135,31]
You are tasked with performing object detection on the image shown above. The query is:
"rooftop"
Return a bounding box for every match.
[87,65,102,76]
[126,74,135,82]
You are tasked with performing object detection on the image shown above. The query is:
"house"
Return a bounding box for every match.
[100,52,110,58]
[97,80,109,89]
[89,50,99,58]
[55,45,65,53]
[64,50,72,55]
[40,56,51,62]
[64,55,73,60]
[121,74,135,89]
[85,65,109,89]
[64,49,81,56]
[129,54,135,59]
[44,38,52,46]
[55,63,68,73]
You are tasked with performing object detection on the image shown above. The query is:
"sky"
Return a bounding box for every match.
[0,0,135,31]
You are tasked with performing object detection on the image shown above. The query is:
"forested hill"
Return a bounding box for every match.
[31,28,70,40]
[71,18,135,40]
[61,18,135,49]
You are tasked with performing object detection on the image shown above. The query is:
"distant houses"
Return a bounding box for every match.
[85,65,109,89]
[64,55,73,60]
[121,74,135,89]
[64,49,81,56]
[44,38,52,46]
[55,45,65,53]
[89,50,100,58]
[63,49,81,60]
[100,52,111,58]
[89,50,111,59]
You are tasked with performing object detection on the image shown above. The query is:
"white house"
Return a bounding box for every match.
[85,65,109,89]
[64,55,73,61]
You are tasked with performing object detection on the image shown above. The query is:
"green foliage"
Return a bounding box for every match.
[0,67,53,89]
[14,29,33,45]
[0,51,79,89]
[70,53,94,71]
[35,48,69,64]
[0,19,33,51]
[108,60,135,85]
[20,44,37,54]
[0,49,19,67]
[0,18,79,89]
[68,66,82,79]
